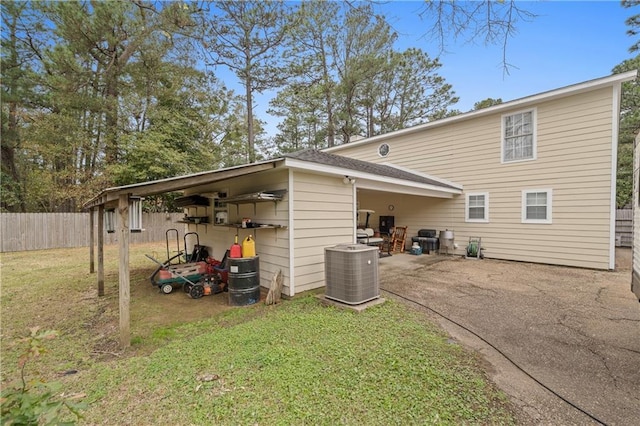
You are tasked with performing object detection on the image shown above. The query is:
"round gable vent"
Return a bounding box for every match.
[378,143,390,157]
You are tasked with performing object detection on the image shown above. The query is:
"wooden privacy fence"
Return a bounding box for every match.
[616,209,632,248]
[0,212,185,252]
[2,210,635,252]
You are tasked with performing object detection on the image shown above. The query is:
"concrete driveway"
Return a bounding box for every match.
[378,250,640,425]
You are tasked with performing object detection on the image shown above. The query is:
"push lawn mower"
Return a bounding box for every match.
[182,273,226,299]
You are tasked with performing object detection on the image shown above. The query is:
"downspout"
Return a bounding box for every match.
[288,169,295,296]
[609,83,622,270]
[633,133,640,299]
[352,180,358,242]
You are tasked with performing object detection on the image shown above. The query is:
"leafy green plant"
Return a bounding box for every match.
[1,327,86,425]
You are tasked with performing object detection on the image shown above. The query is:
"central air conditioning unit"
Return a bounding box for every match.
[324,244,380,305]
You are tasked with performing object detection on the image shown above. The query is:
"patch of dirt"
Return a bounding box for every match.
[615,247,632,271]
[1,243,272,386]
[85,265,239,359]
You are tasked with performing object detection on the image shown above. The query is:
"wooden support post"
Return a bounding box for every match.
[89,208,95,273]
[118,194,130,348]
[98,204,105,297]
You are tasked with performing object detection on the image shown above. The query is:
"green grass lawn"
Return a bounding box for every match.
[1,244,516,425]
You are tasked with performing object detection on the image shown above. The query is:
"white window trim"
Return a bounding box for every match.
[501,108,537,164]
[521,189,552,224]
[465,192,489,223]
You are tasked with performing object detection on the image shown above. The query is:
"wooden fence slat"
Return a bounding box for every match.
[617,209,633,220]
[0,213,185,252]
[616,209,633,248]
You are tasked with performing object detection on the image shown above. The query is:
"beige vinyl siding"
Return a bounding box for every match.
[633,133,640,297]
[292,171,355,293]
[184,169,292,293]
[342,87,616,269]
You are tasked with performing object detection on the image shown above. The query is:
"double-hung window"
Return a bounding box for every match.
[522,189,552,224]
[466,193,489,223]
[502,109,536,163]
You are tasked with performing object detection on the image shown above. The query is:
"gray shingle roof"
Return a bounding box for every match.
[284,149,459,190]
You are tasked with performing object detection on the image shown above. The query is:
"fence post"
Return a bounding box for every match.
[98,205,105,297]
[89,209,95,273]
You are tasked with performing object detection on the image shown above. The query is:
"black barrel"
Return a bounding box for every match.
[228,286,261,306]
[228,256,260,306]
[228,256,259,274]
[228,272,260,290]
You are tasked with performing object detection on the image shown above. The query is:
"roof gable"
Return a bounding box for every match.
[325,70,638,153]
[284,149,461,191]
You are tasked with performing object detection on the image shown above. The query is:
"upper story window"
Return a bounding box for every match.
[502,109,536,163]
[522,189,552,224]
[466,193,489,223]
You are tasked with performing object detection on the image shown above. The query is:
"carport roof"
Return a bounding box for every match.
[284,149,460,190]
[82,160,279,209]
[83,149,461,209]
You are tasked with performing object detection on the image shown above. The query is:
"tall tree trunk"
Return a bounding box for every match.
[367,104,374,138]
[104,64,119,167]
[246,76,255,163]
[1,9,25,211]
[320,35,335,147]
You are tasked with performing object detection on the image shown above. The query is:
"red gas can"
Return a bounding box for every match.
[230,235,242,258]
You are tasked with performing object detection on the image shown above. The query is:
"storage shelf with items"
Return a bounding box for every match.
[175,195,211,227]
[215,190,288,241]
[221,190,286,213]
[213,195,229,226]
[215,190,286,225]
[225,223,287,244]
[175,216,209,225]
[174,195,210,208]
[222,223,287,230]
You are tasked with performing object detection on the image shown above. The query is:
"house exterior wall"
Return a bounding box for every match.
[357,191,457,245]
[184,169,291,293]
[632,133,640,300]
[292,170,355,294]
[335,87,618,269]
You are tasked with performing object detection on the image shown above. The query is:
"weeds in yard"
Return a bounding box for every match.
[1,327,87,425]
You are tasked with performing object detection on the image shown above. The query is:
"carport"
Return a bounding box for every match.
[83,149,463,348]
[82,161,277,348]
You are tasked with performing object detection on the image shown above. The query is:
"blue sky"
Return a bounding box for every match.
[381,0,636,111]
[250,1,637,137]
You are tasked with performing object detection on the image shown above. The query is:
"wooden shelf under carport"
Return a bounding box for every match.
[219,189,287,216]
[223,223,287,241]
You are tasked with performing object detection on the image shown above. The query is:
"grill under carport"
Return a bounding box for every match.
[411,229,440,254]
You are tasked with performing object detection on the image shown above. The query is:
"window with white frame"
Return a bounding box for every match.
[466,193,489,222]
[503,109,536,163]
[522,189,552,223]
